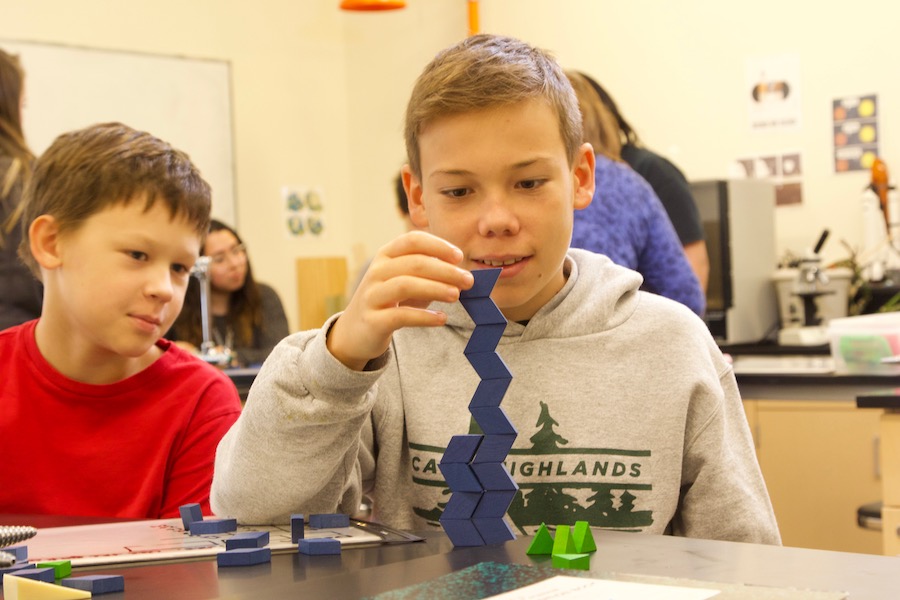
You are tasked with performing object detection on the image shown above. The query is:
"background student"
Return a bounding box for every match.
[566,70,705,316]
[168,219,289,368]
[575,71,710,292]
[0,122,242,518]
[0,48,42,330]
[211,34,779,546]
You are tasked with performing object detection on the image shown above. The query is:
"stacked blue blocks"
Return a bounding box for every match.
[439,268,518,546]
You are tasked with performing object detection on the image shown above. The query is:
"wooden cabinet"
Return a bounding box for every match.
[743,399,883,554]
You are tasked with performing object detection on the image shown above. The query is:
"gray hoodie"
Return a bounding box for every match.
[212,249,780,544]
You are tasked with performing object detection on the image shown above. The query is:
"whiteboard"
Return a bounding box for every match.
[0,39,236,226]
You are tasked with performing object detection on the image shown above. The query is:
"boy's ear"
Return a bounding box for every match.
[401,165,429,229]
[29,215,64,271]
[572,142,596,211]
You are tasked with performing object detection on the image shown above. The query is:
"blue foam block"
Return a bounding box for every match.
[179,503,203,530]
[470,406,517,435]
[291,514,305,543]
[61,574,126,594]
[472,434,516,463]
[466,351,512,380]
[469,378,512,409]
[189,518,238,535]
[225,531,270,550]
[0,563,36,581]
[472,489,519,519]
[15,567,55,583]
[441,434,483,464]
[441,491,483,520]
[438,461,484,492]
[217,547,272,567]
[459,268,501,299]
[439,517,485,547]
[2,545,27,562]
[298,538,341,555]
[472,462,518,491]
[460,297,507,325]
[464,323,506,355]
[473,517,516,545]
[308,513,350,529]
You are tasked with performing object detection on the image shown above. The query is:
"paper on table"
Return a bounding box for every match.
[23,518,413,567]
[488,575,719,600]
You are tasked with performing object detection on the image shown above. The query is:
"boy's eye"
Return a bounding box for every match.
[127,250,148,261]
[442,188,470,199]
[517,179,544,190]
[172,264,191,275]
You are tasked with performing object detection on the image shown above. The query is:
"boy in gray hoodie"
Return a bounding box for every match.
[211,34,780,545]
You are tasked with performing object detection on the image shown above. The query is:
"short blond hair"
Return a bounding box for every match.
[404,34,583,178]
[19,122,211,276]
[565,70,622,161]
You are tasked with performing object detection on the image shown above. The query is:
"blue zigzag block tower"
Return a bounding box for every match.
[439,267,518,546]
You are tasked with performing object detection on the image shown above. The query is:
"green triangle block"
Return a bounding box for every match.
[572,521,596,553]
[526,523,554,555]
[551,553,591,570]
[551,525,576,556]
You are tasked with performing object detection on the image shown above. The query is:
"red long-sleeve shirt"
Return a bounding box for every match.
[0,320,242,518]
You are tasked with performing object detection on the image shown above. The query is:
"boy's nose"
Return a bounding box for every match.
[146,269,175,302]
[477,194,520,237]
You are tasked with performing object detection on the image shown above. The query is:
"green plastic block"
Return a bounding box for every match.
[572,521,596,553]
[526,523,554,555]
[551,525,575,556]
[551,553,591,570]
[36,560,72,579]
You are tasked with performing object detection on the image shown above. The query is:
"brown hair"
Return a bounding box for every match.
[0,48,35,246]
[565,70,622,161]
[19,121,211,276]
[404,34,583,179]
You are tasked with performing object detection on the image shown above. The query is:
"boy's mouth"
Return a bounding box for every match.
[473,257,526,268]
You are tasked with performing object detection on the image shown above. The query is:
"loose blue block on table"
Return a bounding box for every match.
[308,513,350,529]
[466,351,512,381]
[62,574,126,594]
[459,268,501,299]
[472,489,518,519]
[179,503,203,530]
[464,323,506,355]
[441,491,483,520]
[226,531,270,550]
[472,462,518,491]
[473,517,516,545]
[472,434,516,463]
[470,406,517,436]
[189,518,238,535]
[442,434,483,464]
[217,547,272,567]
[14,567,55,583]
[439,518,485,547]
[291,514,305,543]
[298,538,341,556]
[0,563,35,581]
[468,378,512,409]
[460,297,507,325]
[438,461,485,492]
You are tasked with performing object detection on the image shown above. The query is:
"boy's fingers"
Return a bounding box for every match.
[367,255,473,295]
[382,230,464,264]
[365,275,462,309]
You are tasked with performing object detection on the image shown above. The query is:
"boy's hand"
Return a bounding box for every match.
[327,231,474,370]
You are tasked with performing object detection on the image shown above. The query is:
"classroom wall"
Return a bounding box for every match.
[0,0,362,332]
[4,0,899,331]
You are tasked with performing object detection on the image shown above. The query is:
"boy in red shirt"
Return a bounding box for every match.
[0,122,242,518]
